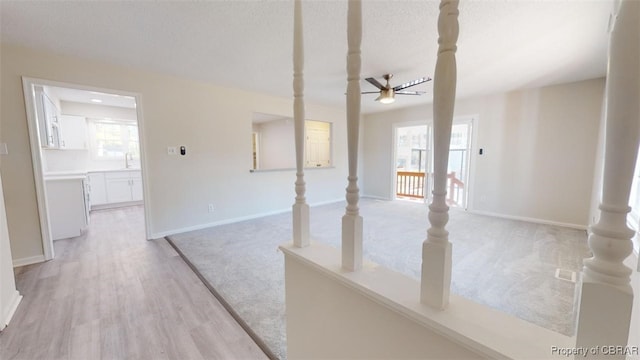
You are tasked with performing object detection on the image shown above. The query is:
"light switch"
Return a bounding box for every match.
[0,143,8,155]
[167,146,177,155]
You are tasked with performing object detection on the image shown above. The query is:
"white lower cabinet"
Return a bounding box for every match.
[88,172,108,205]
[46,178,88,240]
[130,173,143,201]
[89,170,143,209]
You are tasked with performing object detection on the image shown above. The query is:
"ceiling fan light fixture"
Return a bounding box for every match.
[377,89,395,104]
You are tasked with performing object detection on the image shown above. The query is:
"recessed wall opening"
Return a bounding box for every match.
[250,112,332,171]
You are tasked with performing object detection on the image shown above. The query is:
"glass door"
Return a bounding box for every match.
[394,119,472,208]
[395,125,429,201]
[447,121,472,208]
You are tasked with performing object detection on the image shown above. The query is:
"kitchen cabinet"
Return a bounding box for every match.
[59,115,88,149]
[89,170,143,208]
[130,172,143,201]
[36,88,60,148]
[106,172,134,203]
[45,176,88,240]
[88,172,108,205]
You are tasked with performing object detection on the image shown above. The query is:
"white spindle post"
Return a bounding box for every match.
[292,0,310,248]
[421,0,459,309]
[576,0,639,355]
[342,0,363,271]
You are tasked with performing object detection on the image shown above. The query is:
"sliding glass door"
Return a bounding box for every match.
[394,118,473,209]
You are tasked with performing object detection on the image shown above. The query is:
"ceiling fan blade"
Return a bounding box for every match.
[365,77,385,90]
[393,77,432,91]
[361,91,381,94]
[395,91,426,96]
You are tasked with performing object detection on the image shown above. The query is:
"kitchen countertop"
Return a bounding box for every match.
[44,168,141,181]
[88,168,141,173]
[44,170,87,177]
[44,174,87,181]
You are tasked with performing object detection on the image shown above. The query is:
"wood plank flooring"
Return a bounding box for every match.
[0,206,268,360]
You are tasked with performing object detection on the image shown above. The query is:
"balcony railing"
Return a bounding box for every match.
[396,171,426,199]
[396,171,464,206]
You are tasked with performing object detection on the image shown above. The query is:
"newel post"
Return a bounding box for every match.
[342,0,363,271]
[420,0,459,309]
[292,0,310,248]
[575,0,639,356]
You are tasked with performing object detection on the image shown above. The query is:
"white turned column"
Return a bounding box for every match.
[421,0,459,309]
[576,0,639,355]
[292,0,310,248]
[342,0,363,271]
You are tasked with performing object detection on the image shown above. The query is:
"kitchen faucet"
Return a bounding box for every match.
[125,152,133,168]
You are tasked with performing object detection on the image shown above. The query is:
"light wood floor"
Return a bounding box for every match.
[0,206,268,360]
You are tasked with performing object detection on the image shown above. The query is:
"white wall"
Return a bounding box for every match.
[0,172,22,330]
[256,118,295,170]
[282,243,575,359]
[0,44,347,262]
[362,78,605,228]
[284,249,482,359]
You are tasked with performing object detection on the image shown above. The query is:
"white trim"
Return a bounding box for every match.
[133,94,152,240]
[153,198,344,239]
[22,78,54,261]
[467,209,588,231]
[12,254,46,267]
[1,290,22,331]
[362,194,392,201]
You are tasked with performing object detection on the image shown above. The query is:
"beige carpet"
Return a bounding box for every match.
[167,198,590,360]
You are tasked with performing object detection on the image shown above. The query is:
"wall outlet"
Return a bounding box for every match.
[208,204,214,213]
[167,146,177,155]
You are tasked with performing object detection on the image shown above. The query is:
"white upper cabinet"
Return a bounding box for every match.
[59,115,88,149]
[36,89,61,148]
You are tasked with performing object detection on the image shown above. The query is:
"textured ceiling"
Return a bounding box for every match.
[1,0,613,114]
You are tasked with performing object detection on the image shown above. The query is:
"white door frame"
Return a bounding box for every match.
[22,77,152,261]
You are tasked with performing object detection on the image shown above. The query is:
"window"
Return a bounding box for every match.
[89,119,139,160]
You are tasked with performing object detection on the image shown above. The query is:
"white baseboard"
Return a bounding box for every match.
[467,209,588,231]
[362,194,392,201]
[13,254,46,268]
[151,198,345,239]
[310,198,345,207]
[1,290,22,331]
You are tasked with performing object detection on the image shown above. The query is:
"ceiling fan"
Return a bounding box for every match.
[362,74,431,104]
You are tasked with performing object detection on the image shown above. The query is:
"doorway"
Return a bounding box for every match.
[393,118,473,208]
[22,77,150,261]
